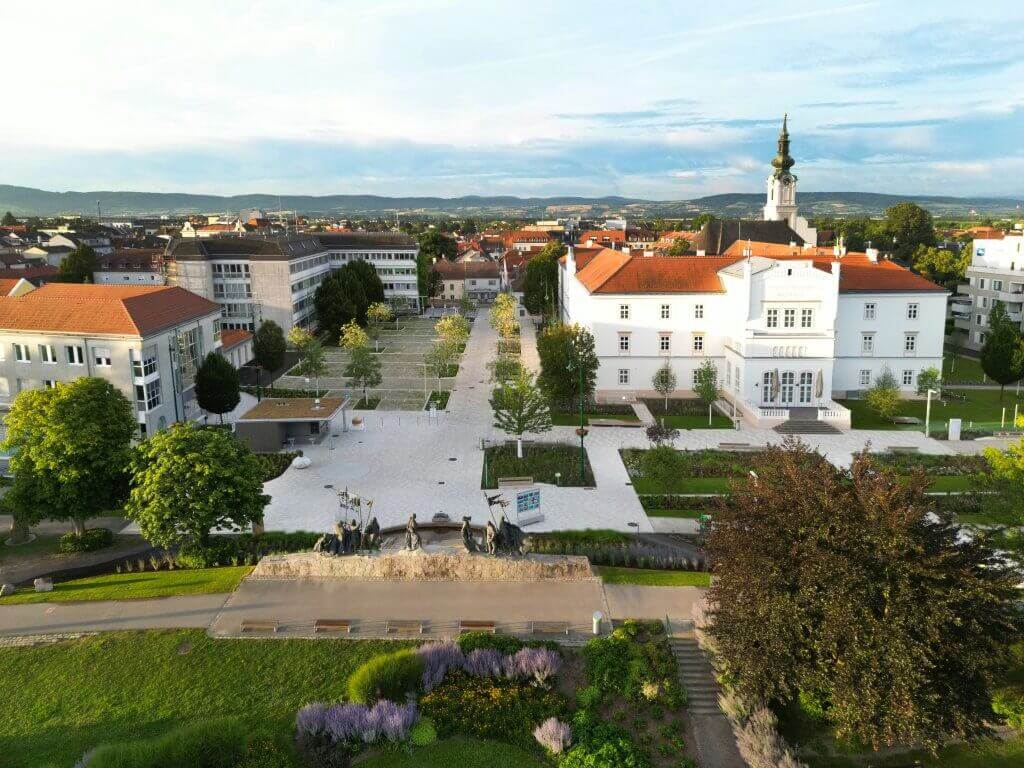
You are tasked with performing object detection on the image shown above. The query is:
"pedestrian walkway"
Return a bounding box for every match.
[631,401,656,425]
[518,316,541,373]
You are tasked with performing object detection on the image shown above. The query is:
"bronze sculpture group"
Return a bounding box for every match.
[313,517,380,555]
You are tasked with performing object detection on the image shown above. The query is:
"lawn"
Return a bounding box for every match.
[353,396,382,410]
[426,390,450,409]
[803,737,1024,768]
[631,476,733,494]
[0,566,252,605]
[641,397,734,429]
[360,737,545,768]
[943,353,986,383]
[924,475,983,493]
[0,630,411,768]
[482,443,595,488]
[643,507,707,519]
[551,409,640,426]
[597,566,711,587]
[840,388,1024,431]
[0,534,63,562]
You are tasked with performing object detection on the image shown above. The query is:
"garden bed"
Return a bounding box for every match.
[256,451,298,481]
[839,388,1024,432]
[426,390,450,410]
[641,398,734,429]
[482,443,596,488]
[353,396,382,410]
[532,529,704,571]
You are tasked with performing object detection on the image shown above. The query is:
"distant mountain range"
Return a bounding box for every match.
[1,184,1021,220]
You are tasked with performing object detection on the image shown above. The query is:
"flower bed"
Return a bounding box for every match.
[532,530,704,571]
[869,452,989,476]
[621,448,766,480]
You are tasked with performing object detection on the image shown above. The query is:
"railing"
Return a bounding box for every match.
[757,407,788,419]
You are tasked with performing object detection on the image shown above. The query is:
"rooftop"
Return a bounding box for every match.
[220,329,253,350]
[238,397,348,422]
[432,260,500,279]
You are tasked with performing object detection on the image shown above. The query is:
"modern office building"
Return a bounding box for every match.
[952,234,1024,350]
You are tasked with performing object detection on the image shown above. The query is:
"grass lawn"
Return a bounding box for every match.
[641,397,733,429]
[943,353,986,383]
[482,443,595,488]
[353,396,382,410]
[0,629,411,768]
[839,388,1024,431]
[551,410,640,426]
[632,476,733,494]
[643,507,707,518]
[426,390,450,409]
[804,737,1024,768]
[0,566,252,605]
[924,475,983,493]
[597,566,711,587]
[0,534,63,562]
[360,737,546,768]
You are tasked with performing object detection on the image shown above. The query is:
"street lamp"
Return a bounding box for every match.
[566,335,587,482]
[924,388,939,437]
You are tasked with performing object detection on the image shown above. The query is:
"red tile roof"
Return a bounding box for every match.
[0,279,22,296]
[0,284,221,336]
[432,260,500,279]
[220,329,253,349]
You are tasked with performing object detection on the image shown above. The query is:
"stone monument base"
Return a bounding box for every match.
[248,549,595,583]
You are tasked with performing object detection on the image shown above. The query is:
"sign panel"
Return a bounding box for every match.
[516,489,540,514]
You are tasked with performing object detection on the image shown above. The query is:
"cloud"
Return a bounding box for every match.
[800,100,897,109]
[818,118,950,130]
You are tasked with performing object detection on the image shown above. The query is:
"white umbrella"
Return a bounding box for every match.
[815,370,824,399]
[770,369,780,401]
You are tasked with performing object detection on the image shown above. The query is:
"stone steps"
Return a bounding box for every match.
[773,419,841,434]
[670,636,725,714]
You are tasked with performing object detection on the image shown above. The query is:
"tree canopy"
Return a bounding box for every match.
[288,326,327,394]
[651,362,677,411]
[194,352,241,423]
[417,230,457,298]
[490,370,552,458]
[911,245,970,290]
[708,440,1023,751]
[980,301,1022,397]
[126,423,269,548]
[252,320,286,375]
[58,244,98,283]
[884,202,936,260]
[314,267,367,340]
[1,211,17,226]
[522,240,565,316]
[537,323,598,406]
[865,365,902,421]
[344,346,382,404]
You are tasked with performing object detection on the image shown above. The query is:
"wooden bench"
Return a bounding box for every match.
[459,619,496,634]
[718,442,758,452]
[531,620,570,636]
[314,618,351,634]
[889,446,920,455]
[497,476,534,487]
[241,619,279,634]
[386,620,424,636]
[589,418,641,428]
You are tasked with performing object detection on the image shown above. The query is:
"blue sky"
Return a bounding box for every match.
[4,0,1023,199]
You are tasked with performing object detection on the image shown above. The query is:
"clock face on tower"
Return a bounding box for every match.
[780,174,793,186]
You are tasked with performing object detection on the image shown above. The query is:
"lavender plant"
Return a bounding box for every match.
[416,641,465,692]
[464,648,504,678]
[533,717,572,754]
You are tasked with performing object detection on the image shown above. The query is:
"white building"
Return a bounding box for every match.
[93,248,165,285]
[952,234,1024,350]
[761,115,818,246]
[559,240,947,429]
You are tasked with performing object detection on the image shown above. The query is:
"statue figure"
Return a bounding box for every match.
[313,534,327,553]
[497,514,524,556]
[340,521,353,554]
[363,517,380,550]
[485,520,498,556]
[405,513,422,551]
[461,516,479,553]
[348,519,362,552]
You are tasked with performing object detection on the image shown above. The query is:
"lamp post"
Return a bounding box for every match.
[925,388,939,437]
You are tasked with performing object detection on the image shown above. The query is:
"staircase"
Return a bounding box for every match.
[772,406,841,435]
[671,634,724,716]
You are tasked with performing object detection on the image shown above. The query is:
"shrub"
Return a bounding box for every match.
[88,718,247,768]
[409,718,438,747]
[465,648,504,678]
[236,735,295,768]
[59,527,114,553]
[993,687,1024,730]
[645,423,680,446]
[505,647,562,686]
[575,684,604,710]
[534,717,572,754]
[297,700,418,745]
[416,641,465,692]
[347,649,425,703]
[176,531,321,568]
[458,631,526,655]
[558,737,649,768]
[640,445,686,490]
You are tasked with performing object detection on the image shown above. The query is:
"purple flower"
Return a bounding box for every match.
[324,703,368,743]
[505,647,562,685]
[464,648,503,678]
[364,699,419,743]
[296,702,329,736]
[416,640,465,692]
[534,717,572,754]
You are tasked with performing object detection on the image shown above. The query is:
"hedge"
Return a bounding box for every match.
[347,649,425,704]
[87,718,248,768]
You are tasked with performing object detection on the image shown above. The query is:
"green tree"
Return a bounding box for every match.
[522,240,565,316]
[417,230,457,298]
[666,237,691,256]
[252,319,286,397]
[489,353,524,383]
[916,366,941,397]
[708,441,1023,751]
[490,371,552,458]
[1,211,17,226]
[194,352,241,424]
[344,346,382,405]
[340,319,369,351]
[314,268,367,341]
[457,295,475,316]
[435,313,470,347]
[911,245,970,290]
[58,244,98,283]
[982,438,1024,526]
[0,465,47,544]
[424,339,458,390]
[537,323,598,406]
[288,326,327,396]
[693,360,719,425]
[885,202,936,261]
[126,423,269,549]
[651,362,677,412]
[346,259,385,304]
[366,301,393,351]
[981,301,1022,399]
[489,293,519,339]
[692,213,717,230]
[865,366,902,421]
[1,378,134,537]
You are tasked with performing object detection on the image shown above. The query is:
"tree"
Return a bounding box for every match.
[981,301,1022,399]
[982,438,1024,526]
[490,371,552,458]
[435,313,470,347]
[489,354,524,383]
[693,360,719,425]
[885,202,936,261]
[692,213,717,230]
[345,346,382,405]
[911,245,970,290]
[864,366,902,421]
[315,268,367,341]
[666,237,691,256]
[489,293,519,339]
[1,378,134,537]
[252,320,287,397]
[346,258,385,304]
[417,230,457,298]
[424,339,458,390]
[708,440,1022,751]
[0,467,46,545]
[340,319,370,352]
[651,362,677,412]
[288,326,327,396]
[916,366,941,397]
[58,244,98,283]
[457,295,475,316]
[366,301,393,351]
[194,352,241,424]
[522,241,565,316]
[537,323,598,406]
[1,211,17,226]
[126,423,269,549]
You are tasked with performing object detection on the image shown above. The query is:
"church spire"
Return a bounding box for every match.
[771,113,795,179]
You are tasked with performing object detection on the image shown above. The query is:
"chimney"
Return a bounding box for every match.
[565,243,576,275]
[622,245,631,255]
[789,240,797,247]
[831,260,841,277]
[866,247,879,263]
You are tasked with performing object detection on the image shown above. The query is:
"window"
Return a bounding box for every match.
[618,368,630,385]
[659,334,671,352]
[783,308,796,328]
[801,308,813,328]
[692,334,704,353]
[694,304,704,319]
[864,302,876,320]
[993,280,1003,291]
[132,348,158,378]
[859,369,871,387]
[902,370,914,386]
[619,304,630,320]
[43,379,58,389]
[766,309,779,328]
[977,314,984,326]
[39,344,56,364]
[660,304,670,319]
[907,303,919,320]
[904,333,917,354]
[861,333,875,354]
[618,334,630,353]
[135,381,162,411]
[981,297,989,308]
[692,369,701,387]
[14,343,29,362]
[66,345,84,365]
[979,278,987,289]
[94,347,112,367]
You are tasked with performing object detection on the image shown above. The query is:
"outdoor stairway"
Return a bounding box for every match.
[773,418,841,435]
[671,634,725,716]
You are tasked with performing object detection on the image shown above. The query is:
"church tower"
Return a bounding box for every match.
[762,115,817,246]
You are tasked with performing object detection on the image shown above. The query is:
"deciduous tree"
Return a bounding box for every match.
[490,371,552,458]
[340,319,370,351]
[314,268,367,341]
[424,339,458,390]
[537,323,598,406]
[288,326,327,396]
[252,320,287,387]
[651,362,677,412]
[693,360,719,425]
[194,352,241,424]
[58,244,98,283]
[522,241,565,316]
[885,202,936,260]
[344,346,382,406]
[864,366,902,422]
[981,301,1022,399]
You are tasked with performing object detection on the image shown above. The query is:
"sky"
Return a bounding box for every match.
[3,0,1023,200]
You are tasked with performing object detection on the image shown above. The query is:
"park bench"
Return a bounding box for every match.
[589,418,641,427]
[531,620,570,636]
[386,620,424,636]
[459,619,496,634]
[497,476,533,487]
[718,442,757,452]
[314,618,352,634]
[241,619,279,634]
[889,446,920,455]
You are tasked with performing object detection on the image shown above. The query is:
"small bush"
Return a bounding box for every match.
[87,718,247,768]
[993,687,1024,730]
[58,527,114,553]
[457,631,526,656]
[640,445,686,491]
[347,649,424,704]
[534,717,572,754]
[558,737,649,768]
[237,735,295,768]
[409,718,438,747]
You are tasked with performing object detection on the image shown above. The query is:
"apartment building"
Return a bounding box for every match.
[433,260,501,302]
[93,248,165,285]
[166,233,419,332]
[952,234,1024,350]
[559,243,946,428]
[0,284,223,435]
